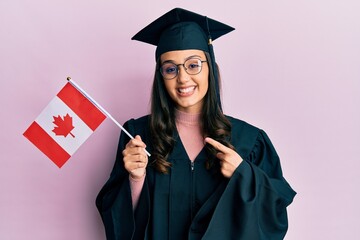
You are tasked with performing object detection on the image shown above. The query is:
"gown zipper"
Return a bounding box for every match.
[190,160,195,220]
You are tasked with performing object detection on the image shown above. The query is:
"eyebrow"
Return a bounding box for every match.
[161,55,204,64]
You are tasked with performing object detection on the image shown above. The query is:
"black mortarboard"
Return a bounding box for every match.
[132,8,234,60]
[132,8,235,110]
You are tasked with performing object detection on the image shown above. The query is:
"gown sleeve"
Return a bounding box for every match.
[95,119,149,240]
[200,129,296,240]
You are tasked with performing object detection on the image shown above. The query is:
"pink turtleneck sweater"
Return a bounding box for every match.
[129,109,204,209]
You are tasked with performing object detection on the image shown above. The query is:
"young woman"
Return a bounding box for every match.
[96,8,296,240]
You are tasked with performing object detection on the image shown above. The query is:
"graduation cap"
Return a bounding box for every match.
[132,8,235,109]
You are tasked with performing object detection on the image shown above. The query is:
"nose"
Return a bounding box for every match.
[177,65,190,83]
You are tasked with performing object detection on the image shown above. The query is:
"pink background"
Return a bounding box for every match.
[1,0,359,239]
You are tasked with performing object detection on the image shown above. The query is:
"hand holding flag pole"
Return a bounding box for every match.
[67,77,151,157]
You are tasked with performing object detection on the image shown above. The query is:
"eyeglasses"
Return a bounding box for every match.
[160,58,207,80]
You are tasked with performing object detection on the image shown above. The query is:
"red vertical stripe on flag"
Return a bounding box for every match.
[23,122,71,168]
[57,83,106,131]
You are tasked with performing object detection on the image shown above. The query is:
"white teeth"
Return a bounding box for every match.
[178,86,195,93]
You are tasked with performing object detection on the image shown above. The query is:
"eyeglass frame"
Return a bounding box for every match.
[159,58,208,80]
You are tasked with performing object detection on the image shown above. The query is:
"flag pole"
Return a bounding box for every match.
[67,77,151,157]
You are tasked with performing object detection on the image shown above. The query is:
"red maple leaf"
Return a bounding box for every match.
[52,113,75,138]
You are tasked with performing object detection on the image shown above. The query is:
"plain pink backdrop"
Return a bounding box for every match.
[1,0,359,239]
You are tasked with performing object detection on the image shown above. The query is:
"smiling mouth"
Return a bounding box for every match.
[177,86,196,94]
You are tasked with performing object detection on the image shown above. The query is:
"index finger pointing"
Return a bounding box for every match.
[204,137,229,153]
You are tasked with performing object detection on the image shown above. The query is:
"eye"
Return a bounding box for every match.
[161,63,177,75]
[188,63,200,69]
[165,66,177,73]
[161,63,177,73]
[186,59,201,69]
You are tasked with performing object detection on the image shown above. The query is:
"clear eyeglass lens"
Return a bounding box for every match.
[161,63,177,79]
[185,59,202,74]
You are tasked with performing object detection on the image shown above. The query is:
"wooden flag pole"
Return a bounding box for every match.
[67,77,151,157]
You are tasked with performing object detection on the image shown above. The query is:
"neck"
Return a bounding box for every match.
[175,108,201,126]
[175,108,204,161]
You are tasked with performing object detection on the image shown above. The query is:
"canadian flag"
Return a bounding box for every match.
[23,82,106,168]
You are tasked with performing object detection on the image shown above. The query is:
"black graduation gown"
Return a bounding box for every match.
[96,115,296,240]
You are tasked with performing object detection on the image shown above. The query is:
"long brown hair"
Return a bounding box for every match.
[149,52,233,173]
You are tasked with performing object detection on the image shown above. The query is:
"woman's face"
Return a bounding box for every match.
[160,49,209,113]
